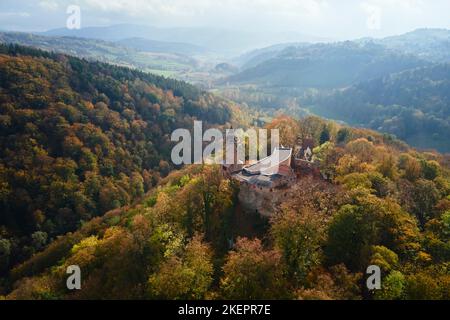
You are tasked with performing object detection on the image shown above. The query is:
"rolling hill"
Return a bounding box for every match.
[0,32,203,79]
[116,37,208,56]
[376,28,450,63]
[310,63,450,152]
[219,29,450,153]
[232,43,310,70]
[43,24,328,55]
[232,29,450,76]
[225,41,428,88]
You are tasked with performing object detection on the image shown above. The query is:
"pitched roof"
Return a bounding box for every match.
[243,147,292,176]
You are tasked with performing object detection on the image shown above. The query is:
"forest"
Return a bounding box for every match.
[220,29,450,153]
[0,44,238,282]
[0,32,202,79]
[311,64,450,152]
[0,44,449,300]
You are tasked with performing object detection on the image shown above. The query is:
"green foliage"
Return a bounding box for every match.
[325,204,367,270]
[147,236,213,300]
[319,126,331,145]
[411,179,441,227]
[374,271,406,300]
[370,246,399,273]
[220,238,288,299]
[443,211,450,236]
[271,209,325,285]
[336,128,351,144]
[421,160,441,181]
[31,231,48,251]
[325,195,420,271]
[405,273,442,300]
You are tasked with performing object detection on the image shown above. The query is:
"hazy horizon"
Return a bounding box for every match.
[1,0,450,42]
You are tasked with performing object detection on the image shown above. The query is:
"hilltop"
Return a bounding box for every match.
[311,63,450,152]
[217,29,450,153]
[225,41,428,88]
[2,114,450,300]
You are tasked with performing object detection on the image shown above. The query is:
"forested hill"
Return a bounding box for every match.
[225,42,428,88]
[3,116,450,300]
[377,28,450,63]
[219,29,450,154]
[0,44,237,277]
[311,64,450,152]
[0,32,202,80]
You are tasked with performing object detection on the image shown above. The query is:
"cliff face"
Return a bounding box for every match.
[238,184,288,217]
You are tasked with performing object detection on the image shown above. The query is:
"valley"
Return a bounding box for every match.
[0,20,449,301]
[4,27,448,154]
[215,29,450,153]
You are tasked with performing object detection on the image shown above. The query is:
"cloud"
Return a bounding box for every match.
[1,0,449,38]
[369,0,423,10]
[361,2,382,30]
[244,0,329,17]
[39,0,59,11]
[361,0,424,15]
[0,11,31,18]
[81,0,328,19]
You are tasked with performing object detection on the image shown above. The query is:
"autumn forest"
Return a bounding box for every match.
[0,42,448,301]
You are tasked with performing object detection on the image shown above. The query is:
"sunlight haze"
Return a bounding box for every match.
[1,0,450,40]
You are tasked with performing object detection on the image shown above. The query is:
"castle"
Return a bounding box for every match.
[222,137,321,216]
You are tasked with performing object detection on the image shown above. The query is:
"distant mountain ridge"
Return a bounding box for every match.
[42,25,209,56]
[233,43,311,70]
[116,37,208,56]
[220,28,450,153]
[0,31,203,79]
[231,28,450,80]
[225,41,429,88]
[42,24,329,55]
[377,28,450,62]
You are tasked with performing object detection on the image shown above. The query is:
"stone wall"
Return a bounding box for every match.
[237,181,293,217]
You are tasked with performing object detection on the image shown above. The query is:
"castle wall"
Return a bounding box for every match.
[237,176,295,217]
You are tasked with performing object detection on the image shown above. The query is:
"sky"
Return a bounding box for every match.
[1,0,450,40]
